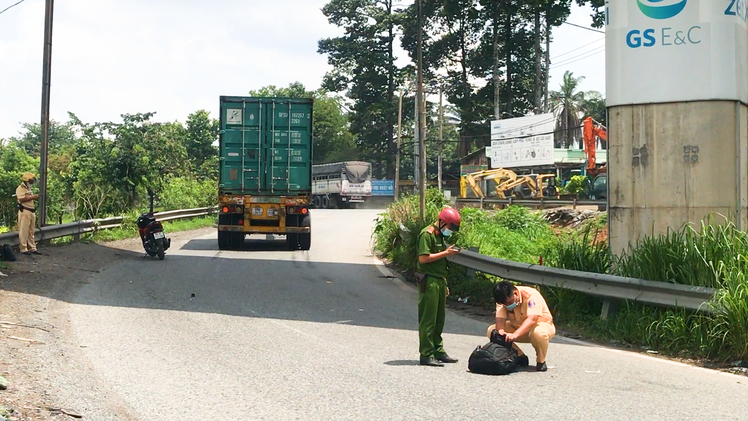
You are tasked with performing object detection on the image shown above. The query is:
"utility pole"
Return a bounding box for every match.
[395,89,404,199]
[438,84,444,192]
[417,0,426,219]
[39,0,55,227]
[544,11,550,113]
[414,91,419,189]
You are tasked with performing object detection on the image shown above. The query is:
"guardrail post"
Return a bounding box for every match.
[601,298,619,320]
[465,247,480,279]
[573,198,577,210]
[479,198,484,210]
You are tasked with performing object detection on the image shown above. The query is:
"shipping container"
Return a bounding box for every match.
[217,96,314,250]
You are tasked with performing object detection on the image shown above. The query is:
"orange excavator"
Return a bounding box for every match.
[583,116,607,176]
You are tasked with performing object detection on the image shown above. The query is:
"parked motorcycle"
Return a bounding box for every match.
[137,191,170,260]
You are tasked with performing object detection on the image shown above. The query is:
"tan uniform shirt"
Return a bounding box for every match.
[16,183,35,210]
[496,286,553,326]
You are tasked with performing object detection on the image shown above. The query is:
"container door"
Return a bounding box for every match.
[220,100,264,192]
[263,101,312,193]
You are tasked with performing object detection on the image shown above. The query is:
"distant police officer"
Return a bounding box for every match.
[487,280,555,372]
[16,173,40,256]
[416,207,461,367]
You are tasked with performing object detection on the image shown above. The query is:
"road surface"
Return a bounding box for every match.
[65,210,746,420]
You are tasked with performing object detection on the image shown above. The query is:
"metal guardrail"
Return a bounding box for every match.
[0,207,217,246]
[448,250,716,318]
[458,197,607,209]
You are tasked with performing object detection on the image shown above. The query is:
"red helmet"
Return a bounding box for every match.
[438,207,461,231]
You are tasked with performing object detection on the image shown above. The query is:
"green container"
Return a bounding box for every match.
[219,96,313,194]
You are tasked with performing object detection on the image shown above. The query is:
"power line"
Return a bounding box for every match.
[0,0,26,16]
[550,46,605,69]
[563,21,605,34]
[550,45,605,68]
[551,37,604,60]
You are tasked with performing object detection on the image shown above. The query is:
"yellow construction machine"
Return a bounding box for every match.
[460,168,518,198]
[502,174,559,199]
[460,169,559,199]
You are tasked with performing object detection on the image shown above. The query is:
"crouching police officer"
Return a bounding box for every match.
[487,280,555,372]
[16,173,40,256]
[416,207,461,367]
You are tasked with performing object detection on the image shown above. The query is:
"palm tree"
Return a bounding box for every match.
[550,71,586,149]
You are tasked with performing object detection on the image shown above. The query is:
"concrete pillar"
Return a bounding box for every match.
[609,101,748,254]
[605,0,748,253]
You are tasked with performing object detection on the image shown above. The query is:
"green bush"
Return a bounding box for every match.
[375,195,748,362]
[562,175,589,195]
[157,176,216,210]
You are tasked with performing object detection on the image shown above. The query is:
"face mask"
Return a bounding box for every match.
[505,302,519,311]
[441,228,453,237]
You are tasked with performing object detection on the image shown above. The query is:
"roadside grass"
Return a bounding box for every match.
[374,195,748,363]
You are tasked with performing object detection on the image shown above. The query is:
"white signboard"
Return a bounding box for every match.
[607,0,748,106]
[490,114,555,169]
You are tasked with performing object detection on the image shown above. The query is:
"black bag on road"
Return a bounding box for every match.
[1,244,16,262]
[468,332,519,376]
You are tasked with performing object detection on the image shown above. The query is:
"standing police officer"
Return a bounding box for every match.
[416,207,461,367]
[16,173,40,256]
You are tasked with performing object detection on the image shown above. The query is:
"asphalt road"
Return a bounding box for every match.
[67,209,746,420]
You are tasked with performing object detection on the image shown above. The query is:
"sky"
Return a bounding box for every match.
[0,0,605,140]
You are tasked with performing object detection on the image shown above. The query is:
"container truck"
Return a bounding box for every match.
[311,161,372,208]
[217,96,313,250]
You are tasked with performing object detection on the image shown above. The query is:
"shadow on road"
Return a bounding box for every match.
[181,237,291,252]
[0,235,577,348]
[384,360,421,366]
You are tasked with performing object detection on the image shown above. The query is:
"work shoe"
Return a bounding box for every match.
[516,355,529,367]
[537,362,548,372]
[435,354,458,363]
[419,357,444,367]
[31,250,42,255]
[22,251,31,256]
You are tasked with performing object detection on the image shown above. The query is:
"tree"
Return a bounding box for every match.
[580,91,606,125]
[550,71,586,149]
[0,144,37,227]
[318,0,401,178]
[185,110,219,173]
[248,82,356,164]
[6,117,78,158]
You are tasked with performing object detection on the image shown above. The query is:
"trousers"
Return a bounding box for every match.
[486,320,555,363]
[418,275,446,358]
[17,210,37,253]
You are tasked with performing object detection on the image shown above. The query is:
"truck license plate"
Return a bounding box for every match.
[252,207,264,216]
[351,195,362,200]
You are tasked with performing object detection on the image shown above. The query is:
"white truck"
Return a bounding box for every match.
[312,161,372,208]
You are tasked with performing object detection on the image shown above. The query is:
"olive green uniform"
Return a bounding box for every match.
[417,224,450,359]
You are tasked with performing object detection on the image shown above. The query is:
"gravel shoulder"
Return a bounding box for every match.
[0,227,214,421]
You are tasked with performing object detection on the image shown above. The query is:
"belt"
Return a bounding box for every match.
[18,206,35,213]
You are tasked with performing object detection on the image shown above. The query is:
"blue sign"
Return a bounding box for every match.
[371,180,395,196]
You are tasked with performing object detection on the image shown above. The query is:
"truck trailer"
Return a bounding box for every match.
[217,96,313,250]
[311,161,372,208]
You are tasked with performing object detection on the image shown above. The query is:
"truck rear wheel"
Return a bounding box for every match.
[321,196,330,209]
[286,233,299,250]
[299,233,311,251]
[218,230,229,250]
[313,196,322,209]
[300,215,311,250]
[230,233,244,249]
